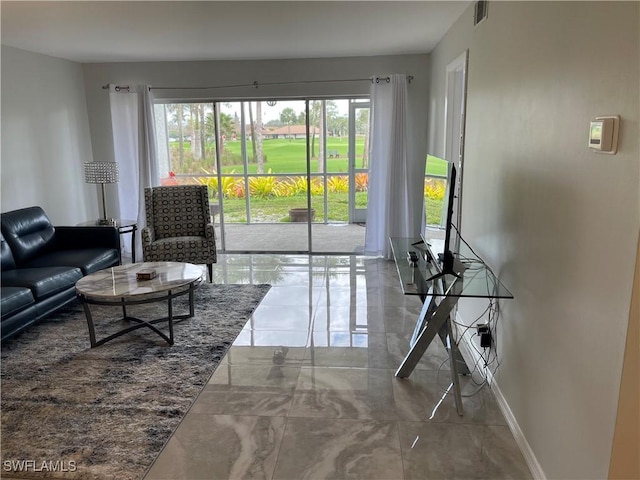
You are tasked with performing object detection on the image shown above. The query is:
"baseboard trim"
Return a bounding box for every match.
[453,316,547,480]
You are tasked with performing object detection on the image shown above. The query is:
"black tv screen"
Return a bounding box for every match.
[441,161,457,274]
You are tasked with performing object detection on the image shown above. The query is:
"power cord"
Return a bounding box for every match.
[446,223,504,385]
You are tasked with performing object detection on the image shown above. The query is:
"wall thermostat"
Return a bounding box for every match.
[589,115,620,154]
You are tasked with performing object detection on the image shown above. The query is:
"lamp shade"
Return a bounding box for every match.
[84,162,119,184]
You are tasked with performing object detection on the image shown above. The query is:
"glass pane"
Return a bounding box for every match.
[221,100,311,251]
[354,172,368,211]
[351,104,370,221]
[425,154,448,227]
[425,153,448,177]
[155,102,217,183]
[354,107,370,170]
[218,102,246,175]
[154,102,218,220]
[325,100,349,174]
[325,174,349,222]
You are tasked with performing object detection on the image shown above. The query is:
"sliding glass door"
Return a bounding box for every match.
[154,97,368,254]
[217,100,310,252]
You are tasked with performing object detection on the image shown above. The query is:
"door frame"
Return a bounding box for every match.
[443,50,469,246]
[348,100,370,224]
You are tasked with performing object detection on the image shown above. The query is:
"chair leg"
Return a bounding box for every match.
[207,264,213,283]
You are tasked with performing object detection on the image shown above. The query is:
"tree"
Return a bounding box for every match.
[357,109,370,168]
[248,102,257,163]
[325,101,339,135]
[173,104,185,167]
[189,105,202,161]
[199,104,207,161]
[280,107,297,140]
[247,102,265,174]
[332,117,348,137]
[309,101,325,173]
[255,102,265,174]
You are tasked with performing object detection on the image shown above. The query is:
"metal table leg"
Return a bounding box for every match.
[395,277,467,416]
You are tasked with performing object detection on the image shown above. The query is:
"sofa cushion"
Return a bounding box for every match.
[1,266,82,301]
[1,287,35,318]
[23,248,120,275]
[1,207,55,265]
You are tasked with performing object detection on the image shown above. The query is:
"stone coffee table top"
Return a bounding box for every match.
[76,261,204,300]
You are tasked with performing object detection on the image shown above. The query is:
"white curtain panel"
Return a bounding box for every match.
[364,74,418,259]
[108,85,159,259]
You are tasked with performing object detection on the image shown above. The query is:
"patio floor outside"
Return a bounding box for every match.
[216,222,367,253]
[215,223,446,254]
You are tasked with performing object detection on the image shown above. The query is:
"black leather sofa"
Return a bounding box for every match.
[1,206,121,342]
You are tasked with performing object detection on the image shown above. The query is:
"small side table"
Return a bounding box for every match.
[78,219,138,263]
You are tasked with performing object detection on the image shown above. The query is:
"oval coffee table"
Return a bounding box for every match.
[76,262,204,347]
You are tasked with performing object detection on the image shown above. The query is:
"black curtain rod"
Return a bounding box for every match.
[103,76,413,92]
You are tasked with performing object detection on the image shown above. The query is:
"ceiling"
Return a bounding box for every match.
[0,1,470,63]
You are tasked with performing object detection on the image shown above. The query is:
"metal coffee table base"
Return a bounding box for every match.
[80,287,197,348]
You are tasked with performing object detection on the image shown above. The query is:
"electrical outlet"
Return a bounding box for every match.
[480,331,492,348]
[477,324,489,335]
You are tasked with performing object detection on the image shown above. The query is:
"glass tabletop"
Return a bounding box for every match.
[389,237,513,299]
[77,219,137,228]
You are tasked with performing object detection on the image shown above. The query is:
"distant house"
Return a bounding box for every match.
[263,125,318,140]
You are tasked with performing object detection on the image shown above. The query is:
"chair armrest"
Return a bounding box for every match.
[141,226,155,246]
[54,226,121,251]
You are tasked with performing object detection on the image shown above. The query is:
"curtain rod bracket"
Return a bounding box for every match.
[372,75,413,84]
[101,84,130,92]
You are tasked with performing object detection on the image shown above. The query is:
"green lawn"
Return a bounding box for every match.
[219,137,360,174]
[220,192,444,225]
[173,138,449,177]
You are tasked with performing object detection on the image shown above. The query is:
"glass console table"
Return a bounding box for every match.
[389,236,513,415]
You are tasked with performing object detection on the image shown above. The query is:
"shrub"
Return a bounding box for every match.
[273,179,297,197]
[309,177,324,196]
[355,173,368,192]
[283,176,309,195]
[274,176,325,196]
[424,178,446,200]
[327,175,349,193]
[220,151,243,166]
[230,182,246,199]
[196,168,218,197]
[249,170,278,197]
[202,170,245,199]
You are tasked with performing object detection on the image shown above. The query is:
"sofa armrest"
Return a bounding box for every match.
[54,226,121,251]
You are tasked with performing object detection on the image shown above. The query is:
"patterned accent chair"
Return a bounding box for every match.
[141,185,216,282]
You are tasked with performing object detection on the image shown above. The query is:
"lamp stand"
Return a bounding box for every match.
[97,183,116,226]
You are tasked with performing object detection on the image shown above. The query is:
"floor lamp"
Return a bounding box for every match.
[84,162,119,225]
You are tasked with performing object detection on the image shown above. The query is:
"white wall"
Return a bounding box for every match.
[1,46,98,224]
[428,2,639,479]
[81,55,429,220]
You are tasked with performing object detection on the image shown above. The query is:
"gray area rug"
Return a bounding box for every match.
[1,283,271,480]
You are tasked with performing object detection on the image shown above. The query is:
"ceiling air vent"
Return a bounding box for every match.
[474,0,488,26]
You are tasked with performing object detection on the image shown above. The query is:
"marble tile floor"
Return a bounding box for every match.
[143,254,532,480]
